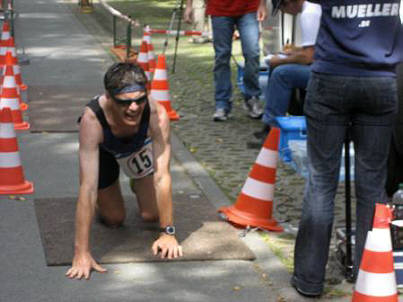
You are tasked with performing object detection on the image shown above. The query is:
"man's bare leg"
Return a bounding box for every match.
[130,175,159,222]
[97,180,126,227]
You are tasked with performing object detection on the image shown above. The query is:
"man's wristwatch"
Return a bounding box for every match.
[160,225,176,235]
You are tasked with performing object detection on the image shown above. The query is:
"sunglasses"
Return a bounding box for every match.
[111,94,148,106]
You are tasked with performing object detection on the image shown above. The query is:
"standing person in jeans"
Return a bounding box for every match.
[185,0,267,121]
[292,0,402,297]
[189,0,211,44]
[247,0,321,149]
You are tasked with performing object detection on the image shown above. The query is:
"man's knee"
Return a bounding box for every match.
[140,211,159,222]
[100,212,125,228]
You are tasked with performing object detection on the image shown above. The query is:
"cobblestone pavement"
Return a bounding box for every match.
[72,0,360,296]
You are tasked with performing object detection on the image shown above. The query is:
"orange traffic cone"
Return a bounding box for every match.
[352,203,397,302]
[8,37,28,91]
[137,41,151,83]
[0,107,34,194]
[0,21,12,48]
[150,54,180,121]
[0,52,29,130]
[218,128,283,232]
[0,43,28,111]
[143,26,156,73]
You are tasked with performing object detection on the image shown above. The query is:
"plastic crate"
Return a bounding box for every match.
[288,140,355,181]
[393,250,403,288]
[275,116,307,162]
[236,62,269,100]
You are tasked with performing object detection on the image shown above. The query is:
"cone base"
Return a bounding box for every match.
[352,291,398,302]
[219,205,283,232]
[168,110,180,121]
[0,180,34,195]
[15,122,30,130]
[20,102,28,111]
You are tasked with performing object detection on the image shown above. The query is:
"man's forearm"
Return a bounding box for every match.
[154,174,173,228]
[74,190,97,253]
[275,49,314,66]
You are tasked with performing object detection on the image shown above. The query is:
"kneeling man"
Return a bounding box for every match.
[66,62,182,280]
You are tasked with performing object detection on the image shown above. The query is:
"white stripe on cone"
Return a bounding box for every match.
[143,35,151,44]
[13,65,21,74]
[256,148,278,169]
[150,90,170,101]
[355,271,397,297]
[242,177,274,201]
[0,47,15,56]
[365,229,393,252]
[153,69,167,80]
[3,75,17,87]
[0,98,20,110]
[0,123,15,138]
[1,32,10,40]
[137,53,148,63]
[0,152,21,168]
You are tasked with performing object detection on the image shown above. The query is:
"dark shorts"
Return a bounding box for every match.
[98,147,120,189]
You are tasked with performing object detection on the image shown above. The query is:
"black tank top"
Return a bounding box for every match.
[86,96,151,159]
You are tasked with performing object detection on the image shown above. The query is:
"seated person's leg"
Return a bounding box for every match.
[262,64,311,127]
[130,175,159,222]
[96,148,125,227]
[247,64,311,149]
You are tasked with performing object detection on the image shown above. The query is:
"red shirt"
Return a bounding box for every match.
[206,0,260,17]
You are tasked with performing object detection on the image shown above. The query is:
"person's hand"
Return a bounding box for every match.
[152,234,183,259]
[184,6,193,24]
[269,55,283,68]
[65,251,107,280]
[257,3,268,21]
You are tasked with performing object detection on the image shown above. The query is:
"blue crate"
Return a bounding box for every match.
[275,116,307,162]
[393,251,403,288]
[236,62,269,100]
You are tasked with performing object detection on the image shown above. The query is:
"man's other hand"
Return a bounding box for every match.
[184,6,193,24]
[257,3,268,21]
[65,252,107,280]
[152,234,183,259]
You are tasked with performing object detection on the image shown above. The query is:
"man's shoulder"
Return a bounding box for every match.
[149,99,170,137]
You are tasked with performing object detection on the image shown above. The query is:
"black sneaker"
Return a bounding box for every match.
[290,277,322,298]
[243,97,263,119]
[253,124,271,139]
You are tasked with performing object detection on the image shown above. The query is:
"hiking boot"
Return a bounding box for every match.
[253,124,271,139]
[213,108,228,121]
[244,97,263,119]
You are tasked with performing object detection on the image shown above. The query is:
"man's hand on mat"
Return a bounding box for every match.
[65,252,107,280]
[152,234,183,259]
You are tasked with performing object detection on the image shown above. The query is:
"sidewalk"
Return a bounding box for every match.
[0,0,354,301]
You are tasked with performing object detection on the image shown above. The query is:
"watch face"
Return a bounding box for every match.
[165,226,175,235]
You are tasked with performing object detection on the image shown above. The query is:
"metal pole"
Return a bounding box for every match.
[126,17,132,60]
[172,0,185,73]
[113,15,117,47]
[344,126,354,281]
[162,0,182,54]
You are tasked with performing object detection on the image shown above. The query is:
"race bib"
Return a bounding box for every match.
[117,140,154,179]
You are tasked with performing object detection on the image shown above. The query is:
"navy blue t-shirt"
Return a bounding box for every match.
[310,0,402,77]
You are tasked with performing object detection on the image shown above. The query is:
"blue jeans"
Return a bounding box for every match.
[292,72,398,294]
[262,64,311,126]
[212,13,260,112]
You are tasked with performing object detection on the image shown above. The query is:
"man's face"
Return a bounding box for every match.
[109,90,147,126]
[280,0,302,15]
